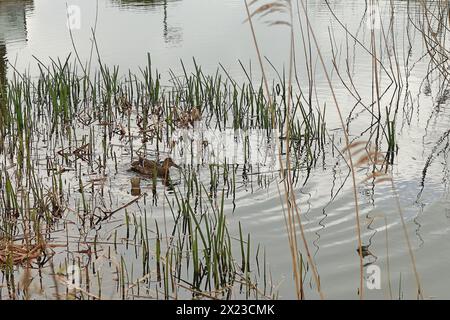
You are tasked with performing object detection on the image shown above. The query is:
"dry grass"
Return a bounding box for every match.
[0,241,48,266]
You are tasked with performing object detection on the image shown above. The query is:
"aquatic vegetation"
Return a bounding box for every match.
[0,49,326,299]
[2,0,450,300]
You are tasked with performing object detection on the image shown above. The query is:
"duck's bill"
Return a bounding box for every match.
[173,163,181,169]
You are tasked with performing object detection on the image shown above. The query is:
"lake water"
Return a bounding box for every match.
[1,0,450,300]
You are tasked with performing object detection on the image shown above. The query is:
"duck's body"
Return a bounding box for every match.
[131,157,180,178]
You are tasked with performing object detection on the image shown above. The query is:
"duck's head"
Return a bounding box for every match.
[162,157,180,170]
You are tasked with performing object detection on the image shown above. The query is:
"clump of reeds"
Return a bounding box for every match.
[0,241,47,266]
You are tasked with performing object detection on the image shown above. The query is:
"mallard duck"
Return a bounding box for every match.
[131,157,180,178]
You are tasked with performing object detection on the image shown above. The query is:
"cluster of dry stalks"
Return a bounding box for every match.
[0,241,46,266]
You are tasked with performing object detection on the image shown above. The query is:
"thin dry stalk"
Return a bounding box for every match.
[244,0,324,299]
[298,0,365,299]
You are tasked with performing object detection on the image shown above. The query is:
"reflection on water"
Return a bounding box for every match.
[0,0,187,74]
[0,0,33,45]
[0,0,34,85]
[1,0,253,79]
[112,0,177,9]
[0,43,5,88]
[110,0,183,44]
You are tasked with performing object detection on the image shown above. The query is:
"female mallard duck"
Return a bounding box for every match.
[131,157,180,178]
